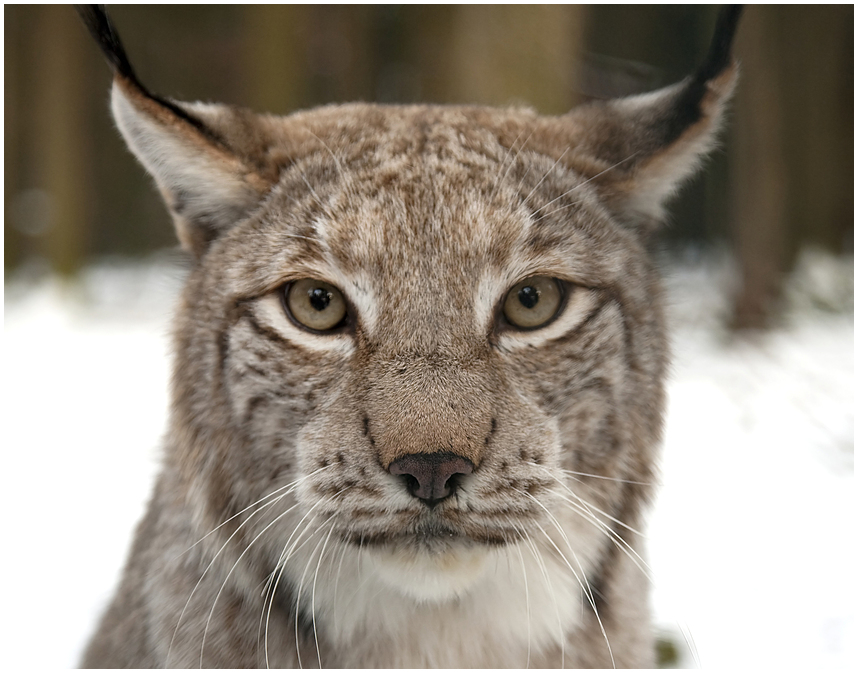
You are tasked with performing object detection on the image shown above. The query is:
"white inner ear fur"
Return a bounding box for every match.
[110,84,260,230]
[609,76,735,223]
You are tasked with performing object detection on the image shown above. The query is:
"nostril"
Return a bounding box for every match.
[400,473,421,497]
[388,452,474,506]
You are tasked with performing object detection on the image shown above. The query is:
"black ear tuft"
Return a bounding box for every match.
[649,5,743,153]
[74,5,138,82]
[695,5,744,84]
[75,5,222,146]
[75,4,280,257]
[553,6,743,231]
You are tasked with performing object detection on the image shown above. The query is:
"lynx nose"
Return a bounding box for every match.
[388,452,474,506]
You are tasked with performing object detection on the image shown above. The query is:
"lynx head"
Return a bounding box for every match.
[80,6,739,664]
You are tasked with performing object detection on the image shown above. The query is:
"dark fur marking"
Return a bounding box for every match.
[243,394,270,425]
[341,529,513,548]
[485,418,497,446]
[242,362,269,379]
[243,311,292,350]
[616,301,641,377]
[271,582,318,654]
[571,290,640,377]
[218,330,231,376]
[541,289,612,353]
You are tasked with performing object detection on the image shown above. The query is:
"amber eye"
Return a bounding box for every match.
[283,279,347,331]
[502,276,563,329]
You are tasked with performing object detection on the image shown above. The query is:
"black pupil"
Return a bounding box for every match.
[518,285,539,309]
[308,287,331,311]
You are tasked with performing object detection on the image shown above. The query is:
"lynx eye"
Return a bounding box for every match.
[502,276,563,329]
[283,279,347,332]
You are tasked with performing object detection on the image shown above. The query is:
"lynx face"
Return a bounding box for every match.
[193,106,663,597]
[79,6,741,668]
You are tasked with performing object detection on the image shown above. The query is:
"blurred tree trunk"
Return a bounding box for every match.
[242,5,312,114]
[31,5,93,277]
[243,5,377,112]
[4,6,22,273]
[442,5,587,112]
[397,6,456,104]
[729,6,789,329]
[312,5,377,104]
[780,6,853,257]
[730,5,853,329]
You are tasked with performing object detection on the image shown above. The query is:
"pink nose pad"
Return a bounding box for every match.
[388,452,474,506]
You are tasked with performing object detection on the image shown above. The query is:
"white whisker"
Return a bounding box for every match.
[263,517,325,668]
[519,525,566,668]
[302,127,347,182]
[514,487,614,668]
[522,147,570,207]
[311,518,338,668]
[200,496,312,667]
[168,493,287,666]
[531,463,647,537]
[530,151,640,222]
[491,128,536,203]
[557,466,655,487]
[331,533,351,634]
[263,490,348,668]
[283,233,325,244]
[518,488,603,619]
[529,197,586,225]
[558,491,654,583]
[678,620,702,668]
[293,513,339,669]
[490,128,526,201]
[536,470,655,584]
[512,536,532,669]
[260,513,324,667]
[531,517,615,669]
[179,465,334,560]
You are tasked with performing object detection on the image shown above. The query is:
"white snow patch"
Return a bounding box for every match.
[650,251,854,669]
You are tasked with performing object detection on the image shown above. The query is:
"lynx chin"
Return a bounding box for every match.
[77,5,742,668]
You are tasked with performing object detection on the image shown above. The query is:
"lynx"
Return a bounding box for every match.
[78,5,741,668]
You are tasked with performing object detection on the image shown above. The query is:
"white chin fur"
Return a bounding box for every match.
[367,543,490,603]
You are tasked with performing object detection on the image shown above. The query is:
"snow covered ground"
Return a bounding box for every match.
[651,250,854,669]
[3,250,854,669]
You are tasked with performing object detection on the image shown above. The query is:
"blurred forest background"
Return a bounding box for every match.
[4,5,853,328]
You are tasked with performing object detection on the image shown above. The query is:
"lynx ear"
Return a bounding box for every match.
[76,5,279,256]
[555,6,743,231]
